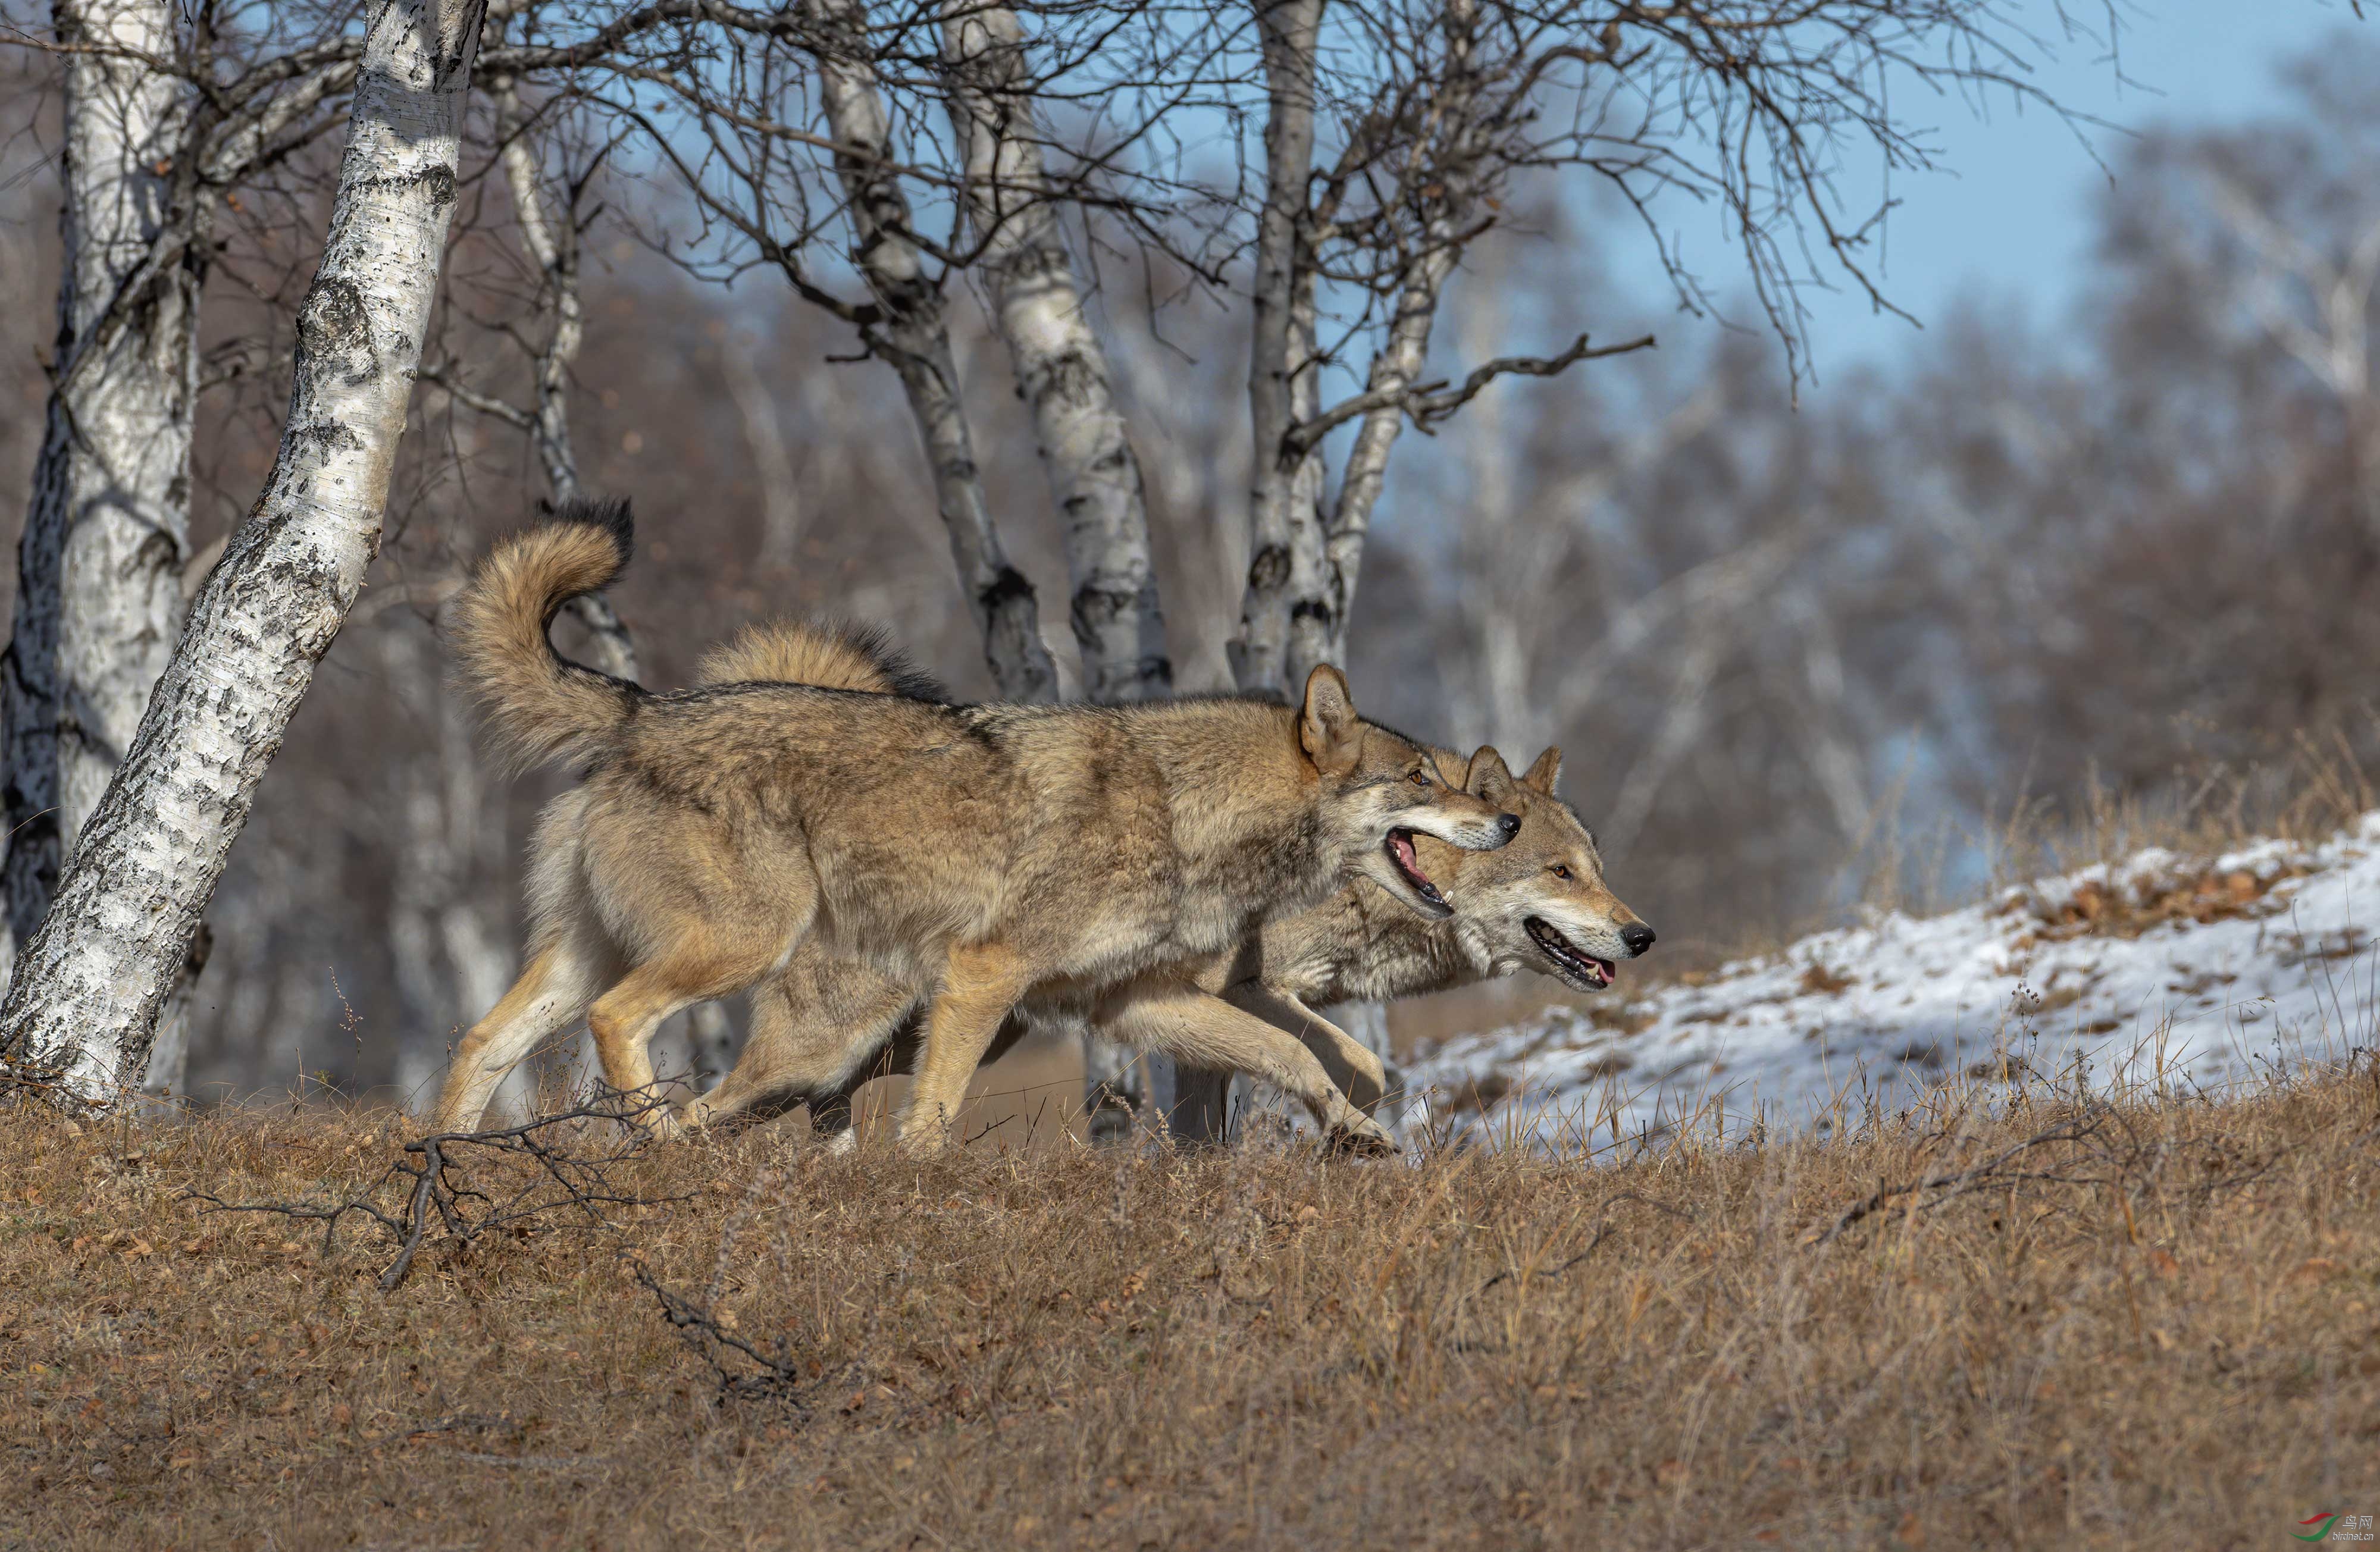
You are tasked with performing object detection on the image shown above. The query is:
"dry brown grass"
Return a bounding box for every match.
[4,1061,2378,1550]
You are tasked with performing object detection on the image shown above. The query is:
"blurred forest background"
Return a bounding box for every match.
[2,17,2375,1109]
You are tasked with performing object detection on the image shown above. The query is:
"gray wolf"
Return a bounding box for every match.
[428,500,1517,1149]
[675,621,1655,1143]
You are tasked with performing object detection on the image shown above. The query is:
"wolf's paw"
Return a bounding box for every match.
[821,1127,859,1158]
[1325,1111,1399,1158]
[636,1106,687,1144]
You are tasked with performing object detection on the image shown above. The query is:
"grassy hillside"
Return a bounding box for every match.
[4,1057,2376,1547]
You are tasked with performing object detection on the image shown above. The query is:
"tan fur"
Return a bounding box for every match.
[446,501,638,775]
[696,619,938,699]
[685,704,1653,1143]
[431,504,1518,1150]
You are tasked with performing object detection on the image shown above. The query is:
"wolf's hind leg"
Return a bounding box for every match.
[679,971,919,1135]
[897,943,1034,1154]
[432,932,613,1133]
[1222,982,1386,1115]
[1104,990,1396,1155]
[588,923,801,1133]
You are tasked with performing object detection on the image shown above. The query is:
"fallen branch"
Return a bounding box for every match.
[192,1090,690,1290]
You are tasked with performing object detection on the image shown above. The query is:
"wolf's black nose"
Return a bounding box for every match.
[1620,922,1656,956]
[1497,813,1521,838]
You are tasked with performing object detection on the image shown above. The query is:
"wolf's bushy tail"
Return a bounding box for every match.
[696,619,948,701]
[450,498,640,772]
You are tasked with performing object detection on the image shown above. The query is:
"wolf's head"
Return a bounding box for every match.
[1416,745,1654,992]
[1298,665,1516,920]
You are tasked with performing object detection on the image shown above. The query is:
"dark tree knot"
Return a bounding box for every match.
[979,566,1038,613]
[293,277,377,386]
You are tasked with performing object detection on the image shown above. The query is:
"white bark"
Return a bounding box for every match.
[1274,265,1330,690]
[1232,0,1324,700]
[1311,263,1465,681]
[2,0,201,986]
[1294,0,1483,685]
[137,923,210,1106]
[0,0,487,1106]
[489,70,637,682]
[939,2,1172,704]
[807,0,1057,703]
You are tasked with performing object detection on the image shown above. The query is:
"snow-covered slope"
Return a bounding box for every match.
[1407,814,2380,1147]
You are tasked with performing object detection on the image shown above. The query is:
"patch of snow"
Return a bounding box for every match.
[1408,814,2380,1149]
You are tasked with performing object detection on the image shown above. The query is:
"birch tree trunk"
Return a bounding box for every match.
[939,1,1172,706]
[1231,0,1325,700]
[1292,0,1480,684]
[1305,239,1461,685]
[0,0,488,1106]
[489,70,637,682]
[1,0,201,989]
[806,0,1057,703]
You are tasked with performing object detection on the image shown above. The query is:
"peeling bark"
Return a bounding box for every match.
[0,0,488,1106]
[807,0,1057,704]
[940,1,1171,705]
[2,0,202,986]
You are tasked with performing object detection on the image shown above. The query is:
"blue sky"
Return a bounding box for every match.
[1658,0,2368,382]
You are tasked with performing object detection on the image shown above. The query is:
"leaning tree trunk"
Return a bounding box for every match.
[1294,0,1482,684]
[940,1,1172,707]
[807,0,1057,703]
[1,0,199,998]
[0,0,487,1107]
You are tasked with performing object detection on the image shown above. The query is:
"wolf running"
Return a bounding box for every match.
[431,499,1652,1150]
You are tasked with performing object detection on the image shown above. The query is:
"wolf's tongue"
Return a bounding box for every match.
[1390,833,1419,873]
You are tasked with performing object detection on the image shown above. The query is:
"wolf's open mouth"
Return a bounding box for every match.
[1526,916,1617,989]
[1385,829,1450,915]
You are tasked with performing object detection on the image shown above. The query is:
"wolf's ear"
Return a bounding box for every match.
[1298,664,1362,776]
[1465,745,1518,806]
[1520,746,1563,795]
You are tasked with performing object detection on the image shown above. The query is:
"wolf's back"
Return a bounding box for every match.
[450,498,640,772]
[697,619,947,701]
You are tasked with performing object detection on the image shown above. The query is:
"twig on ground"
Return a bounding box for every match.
[190,1090,690,1290]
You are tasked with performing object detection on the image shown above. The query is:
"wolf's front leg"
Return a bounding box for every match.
[897,942,1034,1155]
[1221,980,1386,1115]
[1101,990,1396,1156]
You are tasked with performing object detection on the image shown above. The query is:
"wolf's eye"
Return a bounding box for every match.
[1407,768,1431,788]
[1549,864,1573,880]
